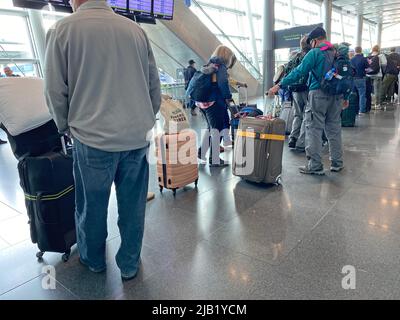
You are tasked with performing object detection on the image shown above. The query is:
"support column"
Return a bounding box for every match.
[322,0,332,41]
[262,0,275,93]
[245,0,260,72]
[356,15,363,48]
[28,9,46,69]
[377,22,382,47]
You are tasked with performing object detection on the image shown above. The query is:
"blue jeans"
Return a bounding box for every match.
[354,78,367,113]
[72,139,149,276]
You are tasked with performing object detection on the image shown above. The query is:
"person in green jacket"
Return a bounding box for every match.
[269,26,348,176]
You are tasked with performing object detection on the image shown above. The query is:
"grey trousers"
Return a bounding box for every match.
[289,91,308,148]
[305,90,343,170]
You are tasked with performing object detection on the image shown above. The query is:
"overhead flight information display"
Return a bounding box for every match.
[12,0,72,12]
[107,0,127,13]
[153,0,174,20]
[128,0,152,15]
[13,0,175,22]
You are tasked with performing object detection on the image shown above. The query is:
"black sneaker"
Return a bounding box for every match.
[288,138,297,149]
[209,158,229,167]
[0,139,7,145]
[299,166,325,176]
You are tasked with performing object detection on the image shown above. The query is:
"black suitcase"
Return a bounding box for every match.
[18,149,76,262]
[1,121,62,160]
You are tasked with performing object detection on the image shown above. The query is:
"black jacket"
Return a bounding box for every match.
[386,52,400,76]
[184,66,197,89]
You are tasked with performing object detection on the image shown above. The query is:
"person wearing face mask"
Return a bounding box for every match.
[269,27,347,175]
[45,0,161,281]
[280,35,312,152]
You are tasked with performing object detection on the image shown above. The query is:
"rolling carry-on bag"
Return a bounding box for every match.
[279,101,294,135]
[18,139,76,262]
[233,117,285,185]
[342,92,357,127]
[155,130,199,196]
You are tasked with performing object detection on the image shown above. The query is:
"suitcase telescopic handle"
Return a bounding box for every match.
[61,136,68,155]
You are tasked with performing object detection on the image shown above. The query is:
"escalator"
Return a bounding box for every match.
[141,0,263,98]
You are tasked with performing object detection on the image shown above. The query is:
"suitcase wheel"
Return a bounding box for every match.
[36,251,44,261]
[275,176,283,186]
[159,185,164,193]
[195,179,198,188]
[172,189,177,197]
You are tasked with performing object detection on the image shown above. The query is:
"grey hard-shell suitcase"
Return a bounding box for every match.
[279,102,294,135]
[232,117,285,185]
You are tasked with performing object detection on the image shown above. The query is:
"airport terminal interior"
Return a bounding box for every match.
[1,0,400,300]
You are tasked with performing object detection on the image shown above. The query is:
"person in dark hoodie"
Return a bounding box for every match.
[197,45,236,167]
[269,27,348,176]
[282,35,312,151]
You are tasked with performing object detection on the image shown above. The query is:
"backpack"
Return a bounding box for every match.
[286,52,309,92]
[186,63,219,102]
[319,48,354,96]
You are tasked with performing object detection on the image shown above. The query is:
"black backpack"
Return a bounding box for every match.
[319,48,354,96]
[286,52,309,92]
[186,63,219,102]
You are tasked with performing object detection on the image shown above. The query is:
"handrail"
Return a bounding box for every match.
[191,0,263,80]
[149,39,186,69]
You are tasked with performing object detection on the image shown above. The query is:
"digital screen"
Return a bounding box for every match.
[12,0,72,12]
[107,0,127,12]
[153,0,174,20]
[128,0,152,15]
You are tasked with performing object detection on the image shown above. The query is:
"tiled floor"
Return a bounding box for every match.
[0,103,400,300]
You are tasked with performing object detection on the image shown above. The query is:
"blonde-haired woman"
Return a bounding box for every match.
[197,45,237,167]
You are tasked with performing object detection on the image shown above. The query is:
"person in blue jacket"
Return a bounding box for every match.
[269,26,349,175]
[197,45,236,167]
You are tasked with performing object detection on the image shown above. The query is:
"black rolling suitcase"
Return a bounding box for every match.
[17,140,76,262]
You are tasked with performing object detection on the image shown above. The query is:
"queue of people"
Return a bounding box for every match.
[266,26,399,175]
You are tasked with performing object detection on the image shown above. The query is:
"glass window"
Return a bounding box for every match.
[0,0,19,9]
[382,24,400,49]
[42,12,70,34]
[0,15,35,60]
[0,62,40,77]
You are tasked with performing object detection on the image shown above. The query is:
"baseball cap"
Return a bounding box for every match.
[306,26,327,45]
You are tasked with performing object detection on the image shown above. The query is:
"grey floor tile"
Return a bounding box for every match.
[277,215,400,299]
[117,240,293,300]
[0,240,75,295]
[205,200,332,265]
[330,184,400,233]
[0,275,79,300]
[0,202,22,222]
[142,207,225,262]
[53,237,174,300]
[0,214,31,245]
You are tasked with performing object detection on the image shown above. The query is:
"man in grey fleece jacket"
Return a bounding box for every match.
[44,0,161,281]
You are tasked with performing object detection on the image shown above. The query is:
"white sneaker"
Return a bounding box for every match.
[147,192,155,202]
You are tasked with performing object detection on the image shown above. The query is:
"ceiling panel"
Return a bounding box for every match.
[333,0,400,24]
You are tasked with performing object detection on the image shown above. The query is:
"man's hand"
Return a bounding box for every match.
[267,85,280,98]
[342,100,349,109]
